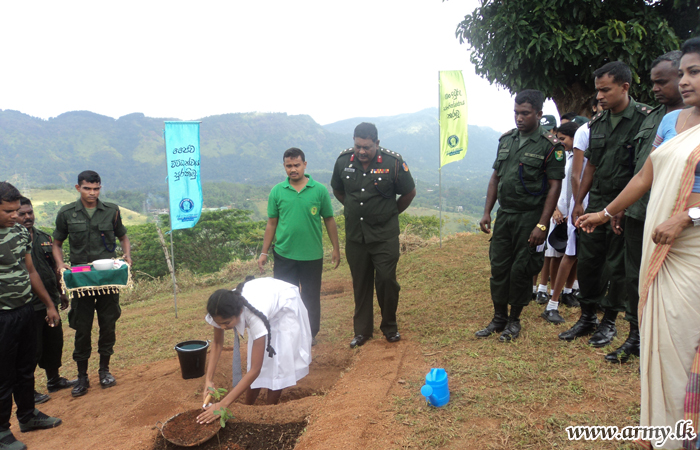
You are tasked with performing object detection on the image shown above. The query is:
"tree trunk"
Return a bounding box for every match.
[551,81,597,119]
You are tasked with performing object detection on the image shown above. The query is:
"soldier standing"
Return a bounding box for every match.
[477,90,565,342]
[331,122,416,348]
[17,197,76,405]
[604,52,683,363]
[52,170,132,397]
[561,61,652,347]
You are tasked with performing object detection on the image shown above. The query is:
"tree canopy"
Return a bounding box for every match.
[455,0,699,115]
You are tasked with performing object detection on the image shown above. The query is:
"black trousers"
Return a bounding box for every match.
[34,308,64,372]
[0,304,37,431]
[272,249,323,338]
[345,236,401,337]
[68,293,121,362]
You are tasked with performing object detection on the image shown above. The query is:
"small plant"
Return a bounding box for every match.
[214,407,235,428]
[207,387,235,428]
[207,386,228,402]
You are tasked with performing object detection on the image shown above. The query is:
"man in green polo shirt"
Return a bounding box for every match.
[258,147,340,343]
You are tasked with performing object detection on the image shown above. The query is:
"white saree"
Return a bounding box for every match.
[638,123,700,450]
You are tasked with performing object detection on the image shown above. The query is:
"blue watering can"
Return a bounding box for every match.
[420,368,450,407]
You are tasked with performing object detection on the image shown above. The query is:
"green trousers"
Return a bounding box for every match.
[345,236,401,337]
[577,217,627,311]
[624,217,644,326]
[68,293,121,362]
[489,209,544,307]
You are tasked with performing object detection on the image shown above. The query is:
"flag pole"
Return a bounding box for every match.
[170,230,177,318]
[163,127,178,318]
[438,71,443,248]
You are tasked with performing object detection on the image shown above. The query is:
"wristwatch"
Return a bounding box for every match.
[536,223,547,231]
[689,207,700,227]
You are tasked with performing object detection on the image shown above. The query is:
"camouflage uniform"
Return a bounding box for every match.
[0,225,38,431]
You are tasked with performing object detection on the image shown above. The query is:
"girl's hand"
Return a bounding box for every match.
[552,208,564,224]
[197,402,220,424]
[577,211,607,233]
[202,381,215,405]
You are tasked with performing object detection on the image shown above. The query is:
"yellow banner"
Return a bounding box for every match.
[439,71,468,168]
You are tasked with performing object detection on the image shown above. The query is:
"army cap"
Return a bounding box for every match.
[540,115,557,131]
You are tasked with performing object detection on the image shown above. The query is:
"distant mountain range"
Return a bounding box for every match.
[0,108,502,190]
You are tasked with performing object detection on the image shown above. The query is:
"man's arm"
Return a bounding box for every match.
[396,188,416,214]
[479,170,500,234]
[323,217,341,269]
[26,253,60,326]
[570,149,585,201]
[257,218,278,273]
[572,162,596,224]
[333,189,345,205]
[48,239,69,310]
[118,235,132,265]
[52,239,69,272]
[529,179,562,246]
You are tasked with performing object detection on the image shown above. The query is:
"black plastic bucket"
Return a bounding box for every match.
[174,340,210,379]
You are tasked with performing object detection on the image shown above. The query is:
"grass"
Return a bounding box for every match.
[39,232,642,449]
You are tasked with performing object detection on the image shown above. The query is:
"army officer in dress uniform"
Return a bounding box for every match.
[477,89,565,342]
[331,122,416,348]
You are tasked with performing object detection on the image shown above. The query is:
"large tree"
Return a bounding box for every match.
[455,0,699,116]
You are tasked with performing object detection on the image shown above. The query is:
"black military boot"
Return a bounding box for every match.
[98,355,117,389]
[71,360,90,398]
[558,304,598,341]
[605,324,640,363]
[46,367,78,393]
[475,303,508,338]
[588,309,618,348]
[499,306,523,342]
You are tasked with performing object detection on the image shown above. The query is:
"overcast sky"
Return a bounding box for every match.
[1,0,559,133]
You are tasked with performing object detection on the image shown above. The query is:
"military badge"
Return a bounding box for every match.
[402,162,409,172]
[555,150,564,161]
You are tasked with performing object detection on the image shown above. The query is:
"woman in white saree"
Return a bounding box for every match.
[579,37,700,449]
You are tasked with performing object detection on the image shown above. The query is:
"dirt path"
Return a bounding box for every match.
[13,333,425,449]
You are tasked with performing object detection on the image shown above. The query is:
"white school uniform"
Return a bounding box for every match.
[205,278,312,391]
[565,125,591,256]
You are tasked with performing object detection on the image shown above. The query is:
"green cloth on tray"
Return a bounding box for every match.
[61,261,132,297]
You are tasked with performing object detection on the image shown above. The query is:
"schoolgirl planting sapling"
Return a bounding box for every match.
[196,277,312,425]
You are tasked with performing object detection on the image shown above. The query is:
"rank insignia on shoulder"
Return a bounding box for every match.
[403,162,409,172]
[555,150,564,161]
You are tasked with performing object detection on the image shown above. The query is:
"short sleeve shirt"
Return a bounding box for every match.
[53,199,127,265]
[0,224,32,310]
[331,147,415,244]
[584,98,652,210]
[573,124,590,152]
[492,126,566,214]
[205,310,267,340]
[267,175,334,261]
